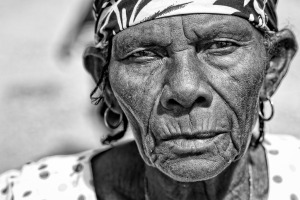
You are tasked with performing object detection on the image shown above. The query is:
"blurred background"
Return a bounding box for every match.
[0,0,299,174]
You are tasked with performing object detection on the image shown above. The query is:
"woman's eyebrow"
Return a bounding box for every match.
[192,22,254,42]
[114,28,171,55]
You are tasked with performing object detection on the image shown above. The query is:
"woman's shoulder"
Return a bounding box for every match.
[263,133,300,200]
[264,133,300,147]
[91,141,145,200]
[0,138,139,200]
[0,147,110,200]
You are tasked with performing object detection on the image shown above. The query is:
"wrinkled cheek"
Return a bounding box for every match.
[213,133,238,163]
[230,94,258,158]
[110,66,153,125]
[242,71,264,134]
[109,64,162,164]
[231,74,264,157]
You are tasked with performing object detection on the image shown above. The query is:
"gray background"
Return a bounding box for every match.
[0,0,299,173]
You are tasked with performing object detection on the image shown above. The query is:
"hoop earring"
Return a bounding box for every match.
[104,107,123,129]
[101,117,128,145]
[252,97,275,147]
[258,97,274,121]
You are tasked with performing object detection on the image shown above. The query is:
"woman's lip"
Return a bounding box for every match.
[161,133,226,155]
[159,131,229,141]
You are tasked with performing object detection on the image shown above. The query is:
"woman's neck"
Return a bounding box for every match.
[144,152,251,200]
[92,141,268,200]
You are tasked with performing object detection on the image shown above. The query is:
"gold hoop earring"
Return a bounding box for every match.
[104,107,123,129]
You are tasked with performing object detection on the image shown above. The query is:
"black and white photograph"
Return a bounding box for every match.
[0,0,299,199]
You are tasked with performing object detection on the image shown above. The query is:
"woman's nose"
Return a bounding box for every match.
[160,52,213,111]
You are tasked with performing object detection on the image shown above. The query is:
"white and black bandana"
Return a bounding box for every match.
[93,0,278,48]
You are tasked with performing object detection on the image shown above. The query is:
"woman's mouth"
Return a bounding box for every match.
[158,131,230,155]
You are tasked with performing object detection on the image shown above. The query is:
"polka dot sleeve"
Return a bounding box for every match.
[264,134,300,200]
[0,169,20,200]
[1,135,299,199]
[0,150,101,200]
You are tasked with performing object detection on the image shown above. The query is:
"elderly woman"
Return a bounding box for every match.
[1,0,299,199]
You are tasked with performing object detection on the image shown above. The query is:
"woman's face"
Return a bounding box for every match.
[108,14,267,182]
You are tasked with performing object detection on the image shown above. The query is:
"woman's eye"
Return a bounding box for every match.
[130,50,157,58]
[208,41,236,49]
[125,49,165,63]
[203,41,240,56]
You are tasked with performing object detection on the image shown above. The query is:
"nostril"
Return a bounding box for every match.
[160,84,213,110]
[167,99,181,108]
[196,96,206,104]
[165,95,211,110]
[195,96,211,107]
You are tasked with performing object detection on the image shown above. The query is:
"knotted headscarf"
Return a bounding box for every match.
[93,0,278,48]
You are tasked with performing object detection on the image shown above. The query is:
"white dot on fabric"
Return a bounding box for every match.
[58,184,67,192]
[291,193,299,200]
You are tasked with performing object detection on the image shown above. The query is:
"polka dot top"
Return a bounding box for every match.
[263,134,300,200]
[0,134,299,200]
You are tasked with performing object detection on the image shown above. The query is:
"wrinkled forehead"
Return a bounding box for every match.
[93,0,278,49]
[113,14,258,52]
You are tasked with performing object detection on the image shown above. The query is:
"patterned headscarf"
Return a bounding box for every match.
[93,0,278,48]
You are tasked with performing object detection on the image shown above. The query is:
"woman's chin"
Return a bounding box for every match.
[144,133,238,182]
[156,154,230,182]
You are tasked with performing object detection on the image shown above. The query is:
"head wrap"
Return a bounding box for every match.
[93,0,278,48]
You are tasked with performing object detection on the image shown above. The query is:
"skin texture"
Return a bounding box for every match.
[109,14,266,182]
[84,13,297,200]
[92,141,269,200]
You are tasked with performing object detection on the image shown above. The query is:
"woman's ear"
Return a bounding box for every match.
[260,29,298,100]
[83,46,108,82]
[83,46,122,114]
[103,83,123,114]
